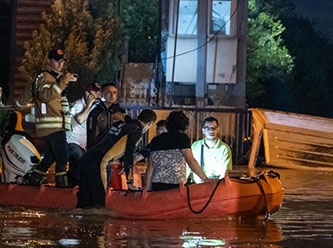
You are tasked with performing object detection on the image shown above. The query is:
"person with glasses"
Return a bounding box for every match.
[188,116,232,183]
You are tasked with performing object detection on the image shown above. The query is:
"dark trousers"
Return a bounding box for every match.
[36,131,68,173]
[67,143,85,186]
[77,149,106,208]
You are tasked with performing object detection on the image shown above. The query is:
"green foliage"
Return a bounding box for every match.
[280,12,333,117]
[246,0,294,107]
[18,0,123,101]
[120,0,160,62]
[248,0,333,117]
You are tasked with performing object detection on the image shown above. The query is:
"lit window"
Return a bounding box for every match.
[176,0,198,35]
[210,0,231,35]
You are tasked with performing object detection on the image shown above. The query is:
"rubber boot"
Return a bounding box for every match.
[55,172,69,188]
[25,169,46,186]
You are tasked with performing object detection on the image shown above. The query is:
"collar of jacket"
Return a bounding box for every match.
[44,65,63,81]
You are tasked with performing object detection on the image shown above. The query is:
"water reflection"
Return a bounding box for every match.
[0,168,332,247]
[0,207,282,247]
[102,217,282,247]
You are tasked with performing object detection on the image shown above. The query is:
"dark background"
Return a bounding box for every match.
[292,0,333,42]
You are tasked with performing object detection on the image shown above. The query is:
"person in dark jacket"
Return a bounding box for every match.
[86,82,124,150]
[77,109,157,208]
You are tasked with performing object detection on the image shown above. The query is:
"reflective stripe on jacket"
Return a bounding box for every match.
[33,69,67,137]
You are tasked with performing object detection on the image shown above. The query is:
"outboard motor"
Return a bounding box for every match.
[0,111,41,183]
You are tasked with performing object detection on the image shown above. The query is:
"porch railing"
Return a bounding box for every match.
[124,106,252,165]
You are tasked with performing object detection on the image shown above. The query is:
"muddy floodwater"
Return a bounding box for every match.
[0,167,332,247]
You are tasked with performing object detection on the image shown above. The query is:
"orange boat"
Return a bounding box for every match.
[0,170,283,219]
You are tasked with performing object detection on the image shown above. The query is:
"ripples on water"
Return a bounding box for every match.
[272,169,333,248]
[0,168,332,247]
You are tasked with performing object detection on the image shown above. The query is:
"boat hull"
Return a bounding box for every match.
[0,170,283,219]
[0,184,78,209]
[105,170,283,219]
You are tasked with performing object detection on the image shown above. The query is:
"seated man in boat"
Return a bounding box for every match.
[145,110,215,191]
[86,83,123,150]
[66,82,102,186]
[187,116,232,183]
[77,109,157,208]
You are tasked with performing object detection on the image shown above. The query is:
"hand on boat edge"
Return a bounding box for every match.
[203,178,219,184]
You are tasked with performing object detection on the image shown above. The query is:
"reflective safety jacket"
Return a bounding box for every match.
[33,68,68,137]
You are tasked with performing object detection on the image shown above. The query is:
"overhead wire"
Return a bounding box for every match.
[162,0,241,62]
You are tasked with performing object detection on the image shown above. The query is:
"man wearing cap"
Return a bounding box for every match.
[25,48,77,187]
[66,82,102,186]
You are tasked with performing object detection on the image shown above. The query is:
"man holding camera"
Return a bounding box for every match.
[25,48,77,187]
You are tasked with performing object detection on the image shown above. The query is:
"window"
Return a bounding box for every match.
[210,0,231,35]
[176,0,198,35]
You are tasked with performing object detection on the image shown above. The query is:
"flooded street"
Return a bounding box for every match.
[0,167,332,247]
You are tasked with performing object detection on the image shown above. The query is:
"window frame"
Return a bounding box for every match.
[209,0,233,36]
[172,0,198,36]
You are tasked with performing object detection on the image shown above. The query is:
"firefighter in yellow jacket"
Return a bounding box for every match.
[25,48,77,187]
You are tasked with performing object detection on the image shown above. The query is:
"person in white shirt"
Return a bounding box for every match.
[66,82,101,185]
[188,116,232,183]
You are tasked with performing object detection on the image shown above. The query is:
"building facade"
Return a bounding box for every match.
[161,0,247,108]
[2,0,248,110]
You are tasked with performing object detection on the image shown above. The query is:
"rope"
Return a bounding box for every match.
[253,169,280,220]
[252,175,270,220]
[185,170,280,216]
[185,179,223,214]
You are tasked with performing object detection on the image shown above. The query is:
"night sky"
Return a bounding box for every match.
[292,0,333,42]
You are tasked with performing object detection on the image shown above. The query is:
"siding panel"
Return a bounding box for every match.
[13,0,52,102]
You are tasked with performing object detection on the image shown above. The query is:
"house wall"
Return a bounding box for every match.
[10,0,52,104]
[163,0,247,108]
[166,36,238,84]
